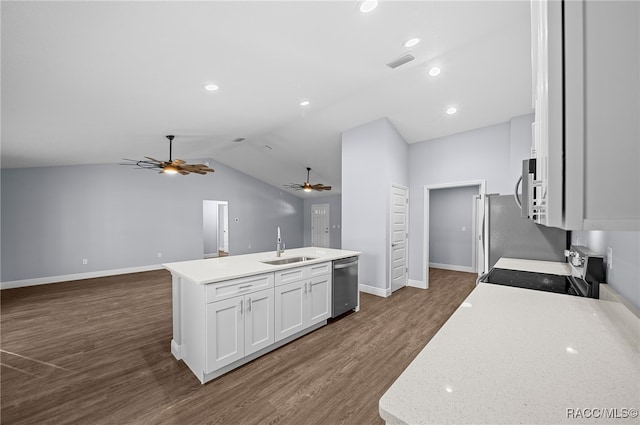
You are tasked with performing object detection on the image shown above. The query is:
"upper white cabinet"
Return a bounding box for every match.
[531,0,639,231]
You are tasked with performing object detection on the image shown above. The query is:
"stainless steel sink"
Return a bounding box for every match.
[261,256,316,265]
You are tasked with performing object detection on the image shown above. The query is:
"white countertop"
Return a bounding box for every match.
[163,247,360,284]
[494,257,572,276]
[379,284,640,424]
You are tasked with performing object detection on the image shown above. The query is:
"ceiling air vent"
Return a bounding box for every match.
[386,53,415,69]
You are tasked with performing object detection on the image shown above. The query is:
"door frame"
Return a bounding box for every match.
[389,184,409,292]
[311,203,330,248]
[422,180,485,289]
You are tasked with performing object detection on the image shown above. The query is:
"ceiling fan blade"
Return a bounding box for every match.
[177,163,214,174]
[191,163,214,172]
[310,183,331,191]
[283,183,303,190]
[173,159,186,165]
[144,156,163,163]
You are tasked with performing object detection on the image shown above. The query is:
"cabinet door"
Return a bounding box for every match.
[244,288,274,356]
[274,280,306,342]
[205,297,244,373]
[307,274,331,325]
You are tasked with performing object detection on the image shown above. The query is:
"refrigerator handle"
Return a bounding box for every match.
[514,176,523,208]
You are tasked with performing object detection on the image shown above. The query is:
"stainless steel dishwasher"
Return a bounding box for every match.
[331,256,358,318]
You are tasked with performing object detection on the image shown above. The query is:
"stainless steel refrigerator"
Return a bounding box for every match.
[482,194,567,272]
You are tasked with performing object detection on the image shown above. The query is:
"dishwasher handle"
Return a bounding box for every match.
[334,260,358,270]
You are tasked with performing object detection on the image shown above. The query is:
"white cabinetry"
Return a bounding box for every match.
[530,0,639,231]
[205,287,273,373]
[274,262,331,342]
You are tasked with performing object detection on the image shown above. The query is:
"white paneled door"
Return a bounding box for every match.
[390,185,408,292]
[311,203,330,248]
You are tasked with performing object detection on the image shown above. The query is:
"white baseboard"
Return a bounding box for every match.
[408,279,426,289]
[359,283,391,298]
[171,339,183,360]
[1,264,165,290]
[429,262,475,273]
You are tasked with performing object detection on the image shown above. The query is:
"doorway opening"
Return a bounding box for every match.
[422,181,485,289]
[203,200,229,258]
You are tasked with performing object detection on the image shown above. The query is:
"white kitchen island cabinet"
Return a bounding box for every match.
[274,263,332,342]
[205,287,274,373]
[164,247,360,384]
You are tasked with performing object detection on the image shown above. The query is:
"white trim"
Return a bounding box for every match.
[0,264,164,290]
[408,279,426,289]
[424,180,486,290]
[389,184,409,293]
[359,283,391,298]
[171,339,183,360]
[429,263,476,273]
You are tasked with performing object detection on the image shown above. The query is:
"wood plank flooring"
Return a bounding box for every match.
[1,268,476,425]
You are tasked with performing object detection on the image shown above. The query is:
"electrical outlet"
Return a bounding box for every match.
[157,252,162,258]
[607,247,613,270]
[82,258,88,265]
[461,226,466,231]
[248,244,251,249]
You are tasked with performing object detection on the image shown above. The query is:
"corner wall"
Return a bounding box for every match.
[342,118,409,293]
[408,114,534,282]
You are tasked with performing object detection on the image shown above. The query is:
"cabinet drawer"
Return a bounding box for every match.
[275,267,306,286]
[206,273,274,303]
[308,262,331,277]
[275,262,332,286]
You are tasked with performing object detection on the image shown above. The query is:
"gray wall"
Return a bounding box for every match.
[303,194,342,249]
[572,230,640,310]
[408,114,533,282]
[1,160,304,283]
[429,186,479,268]
[342,117,409,291]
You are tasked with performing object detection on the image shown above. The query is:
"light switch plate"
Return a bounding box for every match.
[607,247,613,270]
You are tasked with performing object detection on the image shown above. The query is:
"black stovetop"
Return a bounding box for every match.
[481,268,573,295]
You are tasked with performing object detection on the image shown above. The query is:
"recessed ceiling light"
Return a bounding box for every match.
[203,83,219,91]
[359,0,378,13]
[404,38,420,48]
[299,100,310,107]
[428,66,441,77]
[446,106,457,115]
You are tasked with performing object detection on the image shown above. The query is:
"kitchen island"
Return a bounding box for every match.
[164,247,360,383]
[379,283,640,424]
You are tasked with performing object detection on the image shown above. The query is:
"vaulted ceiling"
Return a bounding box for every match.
[1,1,533,195]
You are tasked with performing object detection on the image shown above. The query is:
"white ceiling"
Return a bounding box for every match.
[1,0,533,196]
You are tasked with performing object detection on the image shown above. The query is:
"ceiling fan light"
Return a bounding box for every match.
[163,165,179,174]
[404,38,420,48]
[359,0,378,13]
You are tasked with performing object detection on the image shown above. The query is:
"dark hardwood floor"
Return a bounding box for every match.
[1,268,476,425]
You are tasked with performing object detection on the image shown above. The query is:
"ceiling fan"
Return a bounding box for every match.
[284,167,331,192]
[121,135,214,175]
